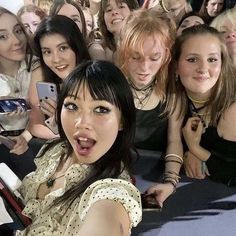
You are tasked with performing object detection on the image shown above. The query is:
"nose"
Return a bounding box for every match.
[226,30,236,39]
[139,59,149,71]
[51,51,60,63]
[75,112,92,130]
[111,8,119,15]
[197,60,208,74]
[11,33,21,45]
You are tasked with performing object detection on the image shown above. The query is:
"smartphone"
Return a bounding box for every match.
[36,82,58,102]
[0,135,16,149]
[141,193,162,212]
[0,98,31,113]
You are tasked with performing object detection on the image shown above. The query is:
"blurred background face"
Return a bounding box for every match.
[0,13,27,63]
[57,3,83,32]
[177,15,204,36]
[20,11,41,34]
[206,0,224,17]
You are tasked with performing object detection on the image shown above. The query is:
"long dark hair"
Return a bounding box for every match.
[40,60,136,205]
[34,15,91,89]
[49,0,87,38]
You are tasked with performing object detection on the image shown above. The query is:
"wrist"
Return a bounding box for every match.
[21,130,32,143]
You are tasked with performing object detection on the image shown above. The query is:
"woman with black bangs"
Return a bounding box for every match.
[16,60,142,235]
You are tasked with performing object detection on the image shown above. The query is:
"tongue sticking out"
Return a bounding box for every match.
[78,138,95,149]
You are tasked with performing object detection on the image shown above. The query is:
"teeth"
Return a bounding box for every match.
[112,18,123,24]
[56,65,66,69]
[78,137,88,141]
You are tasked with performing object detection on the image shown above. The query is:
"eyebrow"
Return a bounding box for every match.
[186,53,220,56]
[41,42,68,49]
[0,23,21,32]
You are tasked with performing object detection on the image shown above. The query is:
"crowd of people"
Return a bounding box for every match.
[0,0,236,235]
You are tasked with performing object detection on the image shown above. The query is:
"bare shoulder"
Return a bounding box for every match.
[218,102,236,141]
[31,66,44,83]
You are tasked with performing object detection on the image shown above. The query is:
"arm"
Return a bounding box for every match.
[78,200,130,236]
[27,67,57,139]
[146,103,183,206]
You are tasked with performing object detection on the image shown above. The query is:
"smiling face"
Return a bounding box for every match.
[61,85,122,164]
[206,0,224,17]
[0,13,27,63]
[20,12,41,34]
[40,33,76,80]
[126,34,167,89]
[218,19,236,58]
[177,15,204,36]
[176,34,222,100]
[57,3,83,32]
[104,0,131,36]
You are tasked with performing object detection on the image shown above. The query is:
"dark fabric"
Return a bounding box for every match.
[135,103,168,152]
[0,138,46,180]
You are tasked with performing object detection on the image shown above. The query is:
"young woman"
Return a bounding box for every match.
[117,9,183,206]
[167,24,236,186]
[28,15,91,140]
[16,60,142,235]
[17,4,47,35]
[199,0,225,24]
[89,0,139,61]
[210,7,236,66]
[177,11,205,36]
[50,0,87,39]
[0,7,44,179]
[143,0,192,24]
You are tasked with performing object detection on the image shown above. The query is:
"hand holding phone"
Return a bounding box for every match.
[36,82,58,102]
[0,98,31,114]
[141,193,162,211]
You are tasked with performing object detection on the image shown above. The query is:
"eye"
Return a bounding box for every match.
[94,106,111,114]
[186,57,197,63]
[42,49,50,55]
[72,17,81,23]
[15,27,23,35]
[0,34,7,40]
[105,7,112,12]
[119,3,127,8]
[150,55,161,61]
[63,102,78,111]
[208,57,218,62]
[131,55,141,61]
[59,45,68,52]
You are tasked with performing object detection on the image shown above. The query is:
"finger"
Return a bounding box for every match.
[196,120,204,135]
[142,0,150,9]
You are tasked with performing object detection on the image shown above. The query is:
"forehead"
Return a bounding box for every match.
[166,0,186,7]
[105,0,126,7]
[0,13,18,29]
[40,33,67,46]
[21,12,41,21]
[208,0,224,4]
[182,16,204,24]
[181,34,221,54]
[58,3,80,15]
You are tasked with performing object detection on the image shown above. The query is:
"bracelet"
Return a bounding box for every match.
[165,160,183,165]
[165,153,183,163]
[162,179,177,194]
[21,130,32,143]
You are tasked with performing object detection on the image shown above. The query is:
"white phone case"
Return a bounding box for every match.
[36,82,58,102]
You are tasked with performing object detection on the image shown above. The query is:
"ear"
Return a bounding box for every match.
[119,121,123,131]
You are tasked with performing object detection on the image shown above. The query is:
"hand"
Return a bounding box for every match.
[39,98,57,118]
[3,107,28,118]
[145,183,175,208]
[184,151,207,179]
[10,135,29,155]
[182,117,203,152]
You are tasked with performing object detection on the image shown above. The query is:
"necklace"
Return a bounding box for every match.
[129,79,155,109]
[46,157,73,188]
[187,95,209,104]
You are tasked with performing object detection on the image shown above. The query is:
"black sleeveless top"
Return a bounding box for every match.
[135,102,168,151]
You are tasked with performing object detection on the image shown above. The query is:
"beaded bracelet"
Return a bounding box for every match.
[165,153,183,163]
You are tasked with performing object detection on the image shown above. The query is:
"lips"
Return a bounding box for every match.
[74,135,96,156]
[193,76,209,81]
[111,18,123,24]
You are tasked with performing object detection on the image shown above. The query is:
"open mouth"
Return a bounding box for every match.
[75,137,96,156]
[112,18,123,24]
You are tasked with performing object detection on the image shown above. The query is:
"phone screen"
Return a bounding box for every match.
[0,99,31,113]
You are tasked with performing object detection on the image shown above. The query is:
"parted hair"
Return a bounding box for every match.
[98,0,139,51]
[166,24,236,125]
[117,9,176,102]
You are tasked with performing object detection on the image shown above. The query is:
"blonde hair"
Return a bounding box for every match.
[210,7,236,31]
[117,9,176,101]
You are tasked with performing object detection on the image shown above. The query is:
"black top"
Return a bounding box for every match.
[135,102,168,151]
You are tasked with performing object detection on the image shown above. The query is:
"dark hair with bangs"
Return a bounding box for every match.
[34,15,90,90]
[41,60,136,205]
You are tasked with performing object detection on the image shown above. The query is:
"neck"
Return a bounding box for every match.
[231,55,236,67]
[0,60,21,77]
[186,92,210,105]
[129,78,155,91]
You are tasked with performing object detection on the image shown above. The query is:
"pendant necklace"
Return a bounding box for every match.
[129,79,155,109]
[46,157,73,188]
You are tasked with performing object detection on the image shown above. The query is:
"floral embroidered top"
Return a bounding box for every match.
[16,142,142,236]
